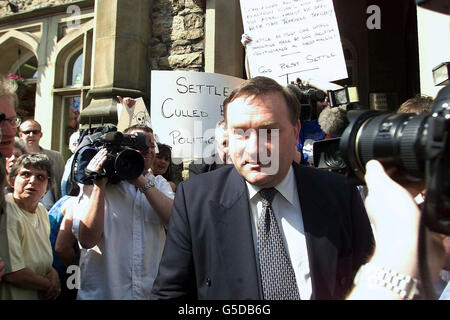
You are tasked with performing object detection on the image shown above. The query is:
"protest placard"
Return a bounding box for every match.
[151,70,245,162]
[240,0,348,84]
[117,97,152,132]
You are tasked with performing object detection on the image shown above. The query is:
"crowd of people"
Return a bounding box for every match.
[0,64,449,302]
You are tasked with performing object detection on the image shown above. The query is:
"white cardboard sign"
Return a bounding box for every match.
[150,70,245,161]
[240,0,348,84]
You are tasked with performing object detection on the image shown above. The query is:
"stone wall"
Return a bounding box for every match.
[151,0,205,71]
[0,0,77,18]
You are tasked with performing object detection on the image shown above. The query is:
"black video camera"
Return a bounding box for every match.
[313,85,450,235]
[288,82,327,122]
[72,126,151,185]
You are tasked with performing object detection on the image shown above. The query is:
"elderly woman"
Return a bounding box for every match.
[0,153,60,299]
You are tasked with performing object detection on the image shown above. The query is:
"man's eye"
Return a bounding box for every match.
[37,175,46,181]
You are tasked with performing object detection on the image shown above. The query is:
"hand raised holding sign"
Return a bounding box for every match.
[117,96,137,108]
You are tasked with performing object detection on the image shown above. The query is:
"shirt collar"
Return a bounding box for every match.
[246,165,297,206]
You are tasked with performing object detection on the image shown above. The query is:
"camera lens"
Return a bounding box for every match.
[324,144,346,169]
[340,110,428,182]
[114,149,145,180]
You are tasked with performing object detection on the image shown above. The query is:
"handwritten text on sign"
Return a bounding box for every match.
[240,0,348,84]
[151,71,245,160]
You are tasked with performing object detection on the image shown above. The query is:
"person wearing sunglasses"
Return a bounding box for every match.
[18,119,65,210]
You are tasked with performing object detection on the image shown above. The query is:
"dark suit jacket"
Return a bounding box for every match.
[151,162,374,300]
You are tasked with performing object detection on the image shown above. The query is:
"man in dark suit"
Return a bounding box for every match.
[151,76,374,300]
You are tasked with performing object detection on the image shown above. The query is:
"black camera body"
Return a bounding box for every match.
[73,126,151,185]
[288,83,326,122]
[313,85,449,234]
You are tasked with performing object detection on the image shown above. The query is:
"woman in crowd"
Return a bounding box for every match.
[4,137,26,192]
[152,143,176,192]
[0,153,60,299]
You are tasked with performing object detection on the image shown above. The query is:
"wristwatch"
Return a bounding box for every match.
[140,176,155,193]
[354,262,419,300]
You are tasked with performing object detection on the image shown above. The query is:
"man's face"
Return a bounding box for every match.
[226,91,300,188]
[129,130,156,172]
[19,121,42,147]
[215,124,228,163]
[0,97,18,157]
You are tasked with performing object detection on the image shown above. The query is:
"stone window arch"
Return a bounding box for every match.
[0,31,40,120]
[64,48,83,87]
[52,23,93,160]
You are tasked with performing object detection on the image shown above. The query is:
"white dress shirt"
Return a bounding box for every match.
[246,166,312,300]
[72,173,175,300]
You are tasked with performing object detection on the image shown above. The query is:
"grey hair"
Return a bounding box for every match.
[9,153,54,191]
[318,105,349,137]
[13,137,26,155]
[0,74,18,109]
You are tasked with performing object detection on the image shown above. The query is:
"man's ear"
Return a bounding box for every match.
[294,119,301,140]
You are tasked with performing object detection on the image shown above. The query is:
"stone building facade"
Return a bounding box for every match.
[0,0,448,164]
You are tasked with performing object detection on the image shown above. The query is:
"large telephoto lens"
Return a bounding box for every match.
[339,110,428,183]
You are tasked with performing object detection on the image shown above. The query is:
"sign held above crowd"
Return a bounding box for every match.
[150,70,245,162]
[240,0,348,84]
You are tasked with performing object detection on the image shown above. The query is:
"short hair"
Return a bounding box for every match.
[223,76,300,126]
[19,119,42,132]
[9,153,54,191]
[0,75,18,109]
[13,137,26,155]
[397,94,433,114]
[318,105,349,137]
[123,124,153,134]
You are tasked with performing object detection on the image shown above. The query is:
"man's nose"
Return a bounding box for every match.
[28,174,38,184]
[244,129,259,162]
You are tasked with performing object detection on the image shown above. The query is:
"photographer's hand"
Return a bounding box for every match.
[86,148,108,187]
[364,160,421,277]
[79,148,108,249]
[130,173,173,226]
[347,160,421,299]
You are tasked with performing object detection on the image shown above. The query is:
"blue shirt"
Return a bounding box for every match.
[48,195,75,282]
[297,120,325,165]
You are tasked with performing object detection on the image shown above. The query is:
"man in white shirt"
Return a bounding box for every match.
[72,125,174,299]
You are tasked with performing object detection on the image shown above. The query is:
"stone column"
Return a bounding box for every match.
[79,0,152,127]
[204,0,244,78]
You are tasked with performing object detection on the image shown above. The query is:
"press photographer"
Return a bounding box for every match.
[312,104,349,172]
[288,78,358,166]
[340,84,450,299]
[72,125,151,185]
[71,124,175,300]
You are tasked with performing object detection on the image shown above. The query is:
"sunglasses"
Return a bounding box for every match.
[21,130,41,135]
